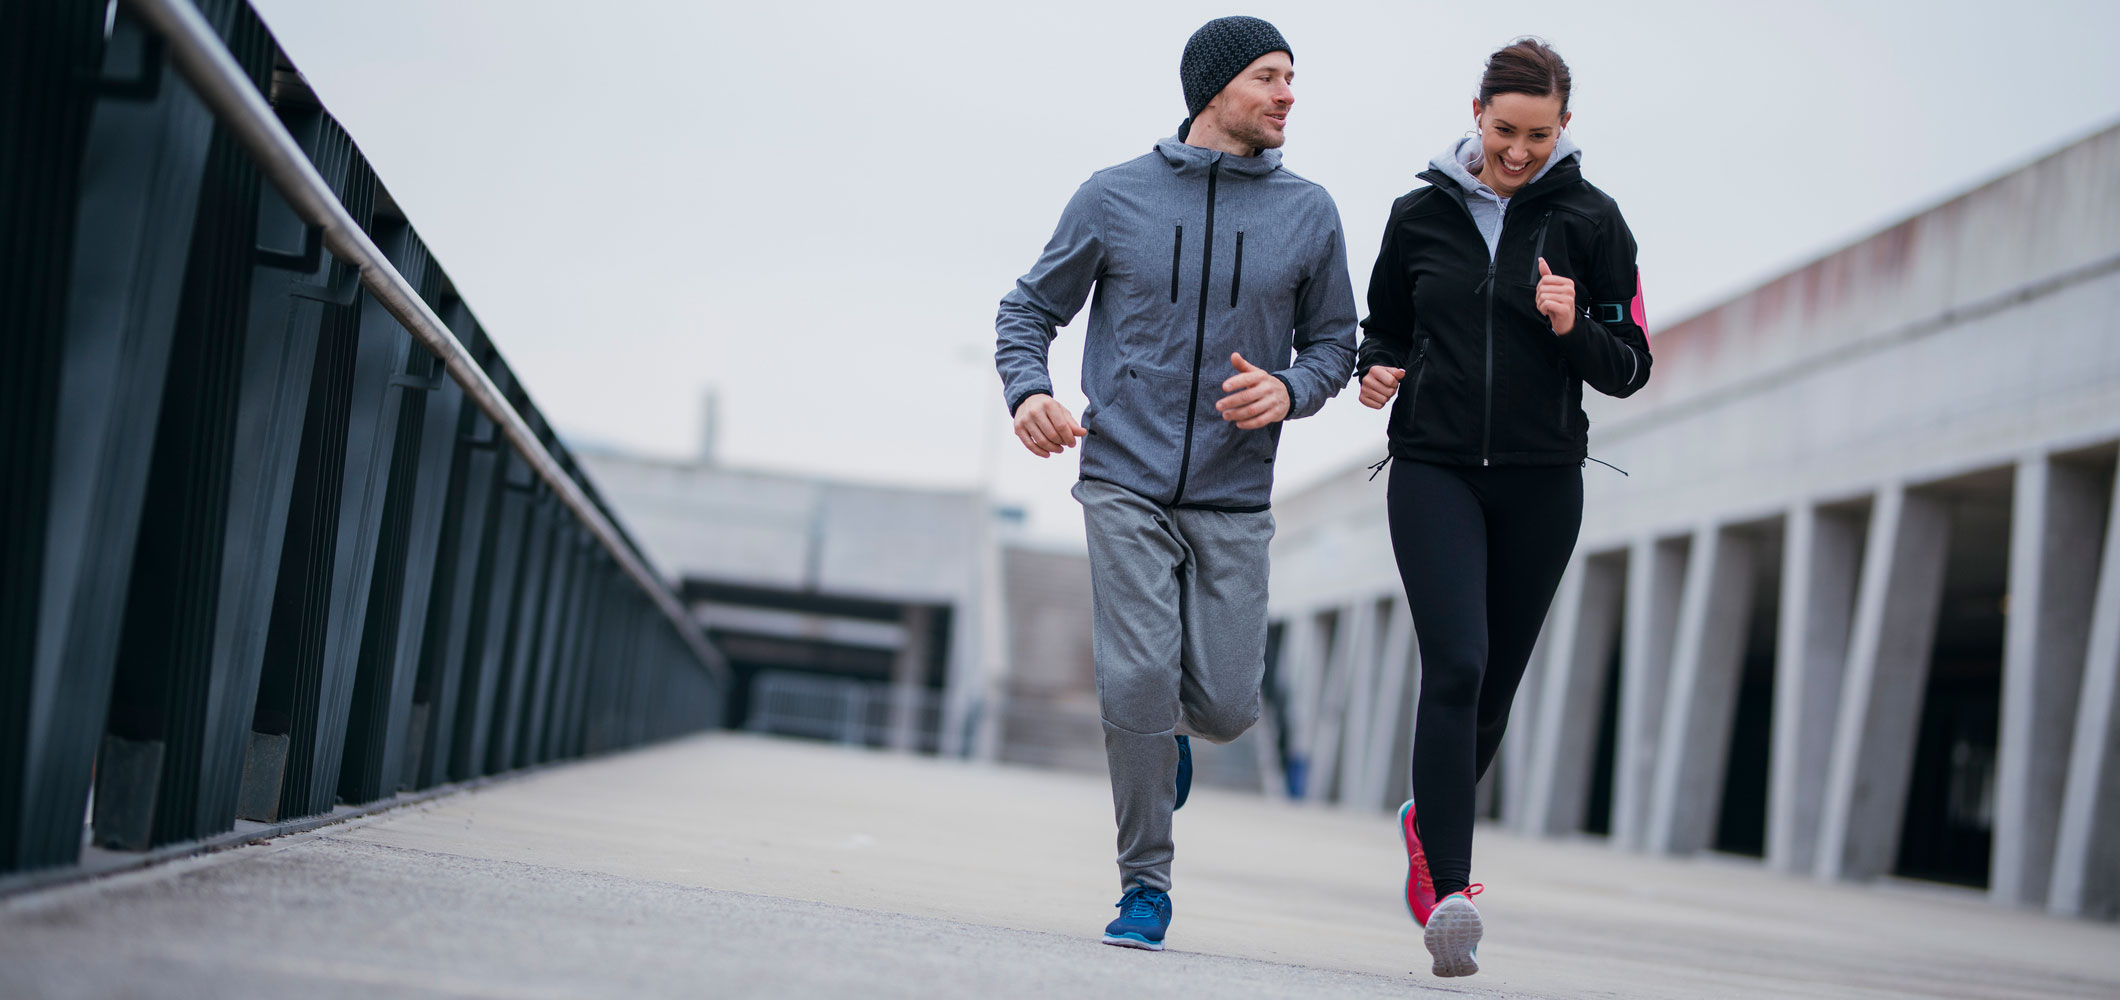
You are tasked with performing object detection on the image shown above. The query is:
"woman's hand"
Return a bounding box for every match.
[1358,365,1405,409]
[1536,257,1577,335]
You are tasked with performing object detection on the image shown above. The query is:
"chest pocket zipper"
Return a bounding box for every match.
[1230,230,1245,307]
[1528,210,1555,281]
[1169,225,1183,303]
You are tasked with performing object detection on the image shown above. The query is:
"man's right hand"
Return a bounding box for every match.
[1013,394,1088,457]
[1358,366,1406,410]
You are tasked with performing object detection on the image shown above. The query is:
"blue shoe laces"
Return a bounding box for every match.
[1117,886,1165,919]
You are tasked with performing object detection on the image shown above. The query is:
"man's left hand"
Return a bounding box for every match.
[1216,352,1290,429]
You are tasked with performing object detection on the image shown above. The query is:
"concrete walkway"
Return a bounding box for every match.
[4,733,2116,999]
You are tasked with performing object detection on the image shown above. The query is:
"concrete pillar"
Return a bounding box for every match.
[1352,598,1416,813]
[1767,502,1864,874]
[955,500,1007,761]
[1272,612,1320,800]
[1309,601,1368,804]
[1501,613,1556,828]
[2049,457,2120,919]
[888,605,933,751]
[1372,612,1424,816]
[1336,599,1386,810]
[1646,526,1760,855]
[1613,536,1689,850]
[1523,556,1625,835]
[1993,456,2103,905]
[1254,619,1292,798]
[1816,484,1951,883]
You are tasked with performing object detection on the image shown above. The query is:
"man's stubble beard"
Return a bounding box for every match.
[1224,115,1285,153]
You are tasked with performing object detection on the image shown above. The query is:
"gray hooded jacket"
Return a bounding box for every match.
[1430,131,1583,258]
[995,138,1358,511]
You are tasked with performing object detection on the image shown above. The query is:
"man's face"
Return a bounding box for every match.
[1206,51,1294,151]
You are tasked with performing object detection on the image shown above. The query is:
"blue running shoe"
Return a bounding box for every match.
[1174,735,1193,811]
[1102,883,1172,951]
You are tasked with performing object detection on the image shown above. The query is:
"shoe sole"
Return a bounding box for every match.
[1398,800,1422,926]
[1424,899,1482,978]
[1101,933,1165,951]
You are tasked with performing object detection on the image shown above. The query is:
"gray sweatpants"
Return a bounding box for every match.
[1075,478,1275,893]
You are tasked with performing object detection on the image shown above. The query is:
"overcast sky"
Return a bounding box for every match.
[249,0,2120,548]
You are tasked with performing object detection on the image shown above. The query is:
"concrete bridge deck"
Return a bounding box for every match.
[4,733,2115,999]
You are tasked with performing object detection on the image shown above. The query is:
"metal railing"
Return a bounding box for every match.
[747,672,944,752]
[125,0,721,677]
[0,0,728,885]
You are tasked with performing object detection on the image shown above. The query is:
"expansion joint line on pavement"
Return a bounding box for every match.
[0,756,569,900]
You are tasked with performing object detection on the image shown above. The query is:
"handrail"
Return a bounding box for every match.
[121,0,725,682]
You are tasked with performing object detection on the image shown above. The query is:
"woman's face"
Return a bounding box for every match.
[1472,91,1570,198]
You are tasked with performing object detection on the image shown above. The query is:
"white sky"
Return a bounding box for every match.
[249,0,2120,549]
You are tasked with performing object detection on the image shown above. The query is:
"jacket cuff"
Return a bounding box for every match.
[1006,383,1053,417]
[1553,314,1604,363]
[1353,348,1402,385]
[1270,372,1302,420]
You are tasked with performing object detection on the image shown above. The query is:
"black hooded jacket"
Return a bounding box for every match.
[1356,152,1651,467]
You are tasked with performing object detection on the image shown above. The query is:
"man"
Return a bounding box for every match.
[993,15,1357,952]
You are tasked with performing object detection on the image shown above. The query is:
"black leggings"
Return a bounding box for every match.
[1387,459,1581,897]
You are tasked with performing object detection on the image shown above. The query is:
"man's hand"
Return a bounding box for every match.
[1536,257,1577,335]
[1215,353,1290,430]
[1358,365,1405,409]
[1012,393,1087,458]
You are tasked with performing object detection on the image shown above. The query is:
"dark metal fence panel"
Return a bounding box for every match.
[243,107,376,824]
[0,0,110,873]
[0,0,727,882]
[97,0,275,852]
[553,530,596,760]
[408,322,501,792]
[20,0,227,867]
[374,298,468,797]
[451,445,533,783]
[223,103,357,827]
[336,221,447,806]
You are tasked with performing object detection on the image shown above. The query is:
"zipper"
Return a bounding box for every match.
[1421,170,1564,468]
[1407,339,1429,424]
[1481,256,1495,466]
[1528,210,1554,282]
[1558,356,1570,430]
[1170,158,1220,506]
[1230,230,1245,307]
[1169,225,1182,303]
[1530,210,1563,431]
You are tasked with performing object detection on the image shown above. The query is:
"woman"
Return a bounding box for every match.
[1354,38,1651,978]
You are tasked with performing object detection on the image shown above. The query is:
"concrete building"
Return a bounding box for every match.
[575,448,1004,757]
[575,444,1272,790]
[1264,122,2120,919]
[580,443,1173,785]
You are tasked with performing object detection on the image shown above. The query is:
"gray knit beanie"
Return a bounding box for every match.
[1178,16,1292,139]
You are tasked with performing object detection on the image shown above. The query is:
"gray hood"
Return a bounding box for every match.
[1154,135,1285,178]
[1429,130,1581,195]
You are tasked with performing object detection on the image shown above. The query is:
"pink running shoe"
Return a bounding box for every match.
[1397,799,1439,926]
[1424,884,1485,978]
